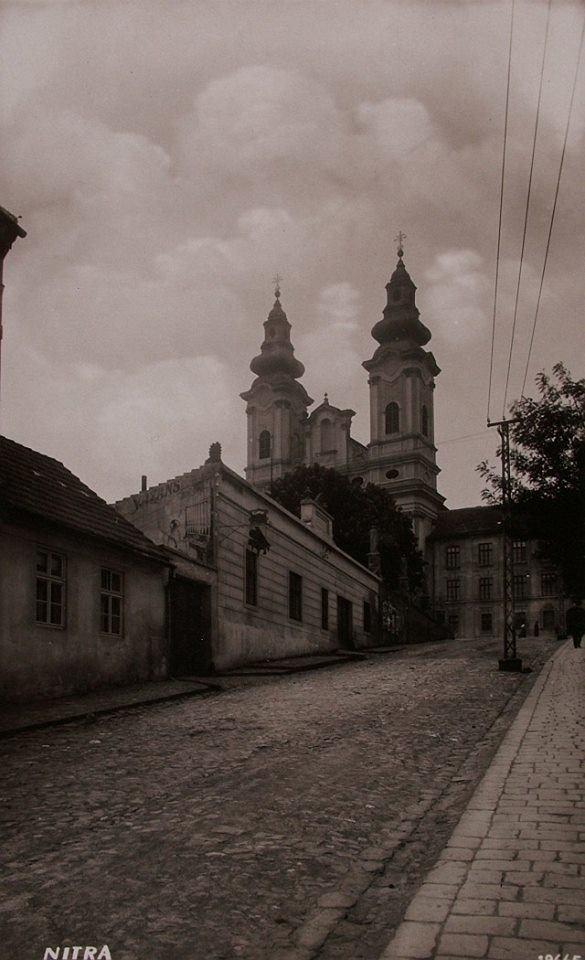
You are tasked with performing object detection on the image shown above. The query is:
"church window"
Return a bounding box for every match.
[384,402,400,435]
[258,430,271,460]
[421,405,429,436]
[320,418,333,453]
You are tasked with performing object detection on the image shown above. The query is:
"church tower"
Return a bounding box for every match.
[241,283,313,489]
[363,241,444,549]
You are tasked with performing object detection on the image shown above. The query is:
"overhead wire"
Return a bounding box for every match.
[487,0,516,425]
[520,10,585,398]
[502,0,553,417]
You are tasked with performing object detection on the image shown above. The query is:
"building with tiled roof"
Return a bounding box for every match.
[0,435,173,702]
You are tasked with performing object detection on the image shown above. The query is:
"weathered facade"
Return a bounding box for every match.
[0,436,171,702]
[115,452,381,670]
[428,506,565,640]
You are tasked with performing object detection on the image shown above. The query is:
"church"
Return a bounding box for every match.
[240,243,566,642]
[241,242,444,553]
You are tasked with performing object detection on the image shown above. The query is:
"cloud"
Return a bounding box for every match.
[425,249,491,344]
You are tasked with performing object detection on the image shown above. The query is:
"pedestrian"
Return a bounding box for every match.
[565,599,585,649]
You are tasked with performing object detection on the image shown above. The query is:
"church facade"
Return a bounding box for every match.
[241,247,444,552]
[241,246,565,642]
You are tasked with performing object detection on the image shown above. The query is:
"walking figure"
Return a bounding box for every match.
[565,599,585,649]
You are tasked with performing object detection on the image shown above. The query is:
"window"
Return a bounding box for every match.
[421,405,429,437]
[542,606,556,630]
[363,600,372,634]
[445,545,460,569]
[320,418,333,453]
[513,574,528,600]
[384,402,400,435]
[513,540,527,563]
[258,430,271,460]
[245,548,258,606]
[36,549,66,626]
[446,578,461,601]
[321,588,329,630]
[289,571,303,621]
[481,612,493,633]
[541,572,557,597]
[101,568,123,635]
[478,542,493,567]
[479,577,493,601]
[448,614,459,637]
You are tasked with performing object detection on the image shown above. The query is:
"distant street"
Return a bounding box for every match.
[0,638,557,960]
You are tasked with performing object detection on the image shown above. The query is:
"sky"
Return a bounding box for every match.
[0,0,584,508]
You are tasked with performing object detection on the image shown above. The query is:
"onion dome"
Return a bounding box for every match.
[371,252,431,347]
[249,289,305,380]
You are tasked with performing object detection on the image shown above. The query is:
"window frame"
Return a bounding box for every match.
[244,547,258,607]
[512,573,529,600]
[541,572,557,597]
[288,571,303,622]
[384,402,400,435]
[478,576,493,601]
[445,545,460,570]
[478,542,493,567]
[321,587,329,631]
[446,578,461,602]
[421,404,429,437]
[512,540,527,564]
[35,548,66,629]
[100,567,124,637]
[258,430,271,460]
[363,599,372,634]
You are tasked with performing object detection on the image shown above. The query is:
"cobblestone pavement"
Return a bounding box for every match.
[0,638,558,960]
[380,642,585,960]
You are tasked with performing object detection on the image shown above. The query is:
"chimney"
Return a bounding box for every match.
[141,475,147,491]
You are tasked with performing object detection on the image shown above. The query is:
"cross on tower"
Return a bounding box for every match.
[394,231,407,257]
[273,273,283,299]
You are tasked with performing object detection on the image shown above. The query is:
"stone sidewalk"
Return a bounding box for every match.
[380,642,585,960]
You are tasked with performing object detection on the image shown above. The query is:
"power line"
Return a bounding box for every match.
[487,0,516,425]
[437,429,492,446]
[521,10,585,398]
[502,0,552,417]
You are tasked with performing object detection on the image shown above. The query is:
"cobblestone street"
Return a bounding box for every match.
[0,638,557,960]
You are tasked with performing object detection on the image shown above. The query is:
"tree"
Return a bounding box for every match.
[269,463,424,592]
[478,363,585,597]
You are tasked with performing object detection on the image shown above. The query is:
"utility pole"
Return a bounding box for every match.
[489,418,523,672]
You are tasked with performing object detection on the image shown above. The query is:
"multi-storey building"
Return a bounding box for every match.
[427,506,565,639]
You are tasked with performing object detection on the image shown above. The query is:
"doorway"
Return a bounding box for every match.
[169,576,213,675]
[337,595,354,650]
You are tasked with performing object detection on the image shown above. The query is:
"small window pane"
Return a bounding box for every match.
[101,569,110,591]
[36,579,48,602]
[50,554,63,577]
[36,551,48,573]
[111,572,122,594]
